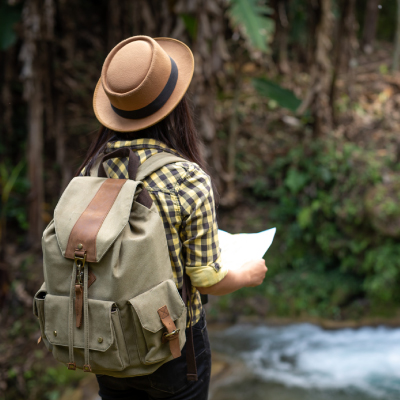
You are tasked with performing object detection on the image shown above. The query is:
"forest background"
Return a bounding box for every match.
[1,0,400,398]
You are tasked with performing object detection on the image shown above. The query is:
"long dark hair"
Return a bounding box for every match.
[76,94,207,177]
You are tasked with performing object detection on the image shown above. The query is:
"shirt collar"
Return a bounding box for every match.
[106,138,179,155]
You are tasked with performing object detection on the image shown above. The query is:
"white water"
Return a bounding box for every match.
[210,323,400,399]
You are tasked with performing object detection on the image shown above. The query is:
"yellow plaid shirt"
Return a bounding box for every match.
[89,138,228,325]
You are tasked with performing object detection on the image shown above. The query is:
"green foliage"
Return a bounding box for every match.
[180,14,198,40]
[0,3,21,50]
[0,161,29,234]
[362,243,400,303]
[0,160,24,204]
[11,364,85,400]
[227,0,275,53]
[242,139,400,318]
[287,0,309,47]
[253,77,302,112]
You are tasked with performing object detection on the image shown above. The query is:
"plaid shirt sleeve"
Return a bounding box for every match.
[178,164,228,288]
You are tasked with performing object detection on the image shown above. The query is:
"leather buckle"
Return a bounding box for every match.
[162,329,180,343]
[67,363,76,370]
[83,364,92,372]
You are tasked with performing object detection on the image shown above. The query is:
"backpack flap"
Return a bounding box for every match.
[54,176,139,263]
[129,280,186,333]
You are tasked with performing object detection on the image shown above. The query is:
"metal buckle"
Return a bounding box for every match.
[74,252,86,268]
[74,252,86,285]
[162,329,180,340]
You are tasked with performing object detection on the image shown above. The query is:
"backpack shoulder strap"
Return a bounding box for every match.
[135,152,188,182]
[89,153,105,177]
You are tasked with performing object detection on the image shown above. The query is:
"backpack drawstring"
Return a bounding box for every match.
[83,263,91,372]
[67,256,91,372]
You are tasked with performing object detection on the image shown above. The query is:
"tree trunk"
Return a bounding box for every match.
[362,0,379,54]
[393,0,400,71]
[223,78,241,207]
[20,0,45,247]
[330,0,358,124]
[297,0,333,137]
[275,0,290,74]
[27,81,44,246]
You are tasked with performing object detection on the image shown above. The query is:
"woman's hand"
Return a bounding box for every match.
[240,259,268,287]
[196,259,268,296]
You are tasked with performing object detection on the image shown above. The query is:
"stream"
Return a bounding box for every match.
[209,323,400,400]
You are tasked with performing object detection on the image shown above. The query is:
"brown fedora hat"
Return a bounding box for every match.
[93,36,194,132]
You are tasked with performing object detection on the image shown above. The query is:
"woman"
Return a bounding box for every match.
[79,35,267,400]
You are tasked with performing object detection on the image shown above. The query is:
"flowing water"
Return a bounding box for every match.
[209,323,400,400]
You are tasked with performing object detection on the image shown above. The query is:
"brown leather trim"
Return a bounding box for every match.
[75,285,83,328]
[74,250,85,258]
[72,269,96,288]
[65,179,127,262]
[157,305,181,358]
[88,269,96,288]
[136,187,153,209]
[67,362,76,370]
[83,364,92,372]
[75,269,95,328]
[98,148,140,180]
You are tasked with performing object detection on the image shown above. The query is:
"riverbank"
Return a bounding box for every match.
[208,314,400,330]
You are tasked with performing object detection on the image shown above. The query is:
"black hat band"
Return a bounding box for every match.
[110,56,178,120]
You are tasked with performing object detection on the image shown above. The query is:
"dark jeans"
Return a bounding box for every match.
[96,310,211,400]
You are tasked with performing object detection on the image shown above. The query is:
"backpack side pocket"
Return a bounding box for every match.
[129,279,187,365]
[33,288,53,351]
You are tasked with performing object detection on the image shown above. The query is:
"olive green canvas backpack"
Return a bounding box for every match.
[33,148,198,380]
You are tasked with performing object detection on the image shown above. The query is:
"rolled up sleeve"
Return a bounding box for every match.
[179,165,228,288]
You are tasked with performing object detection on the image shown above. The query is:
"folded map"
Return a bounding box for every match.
[218,228,276,270]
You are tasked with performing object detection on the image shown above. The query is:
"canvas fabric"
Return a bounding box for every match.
[33,152,198,377]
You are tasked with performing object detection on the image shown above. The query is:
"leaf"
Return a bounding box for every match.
[297,207,313,228]
[253,77,302,112]
[1,160,25,204]
[285,168,309,194]
[227,0,275,53]
[180,14,198,40]
[0,3,22,51]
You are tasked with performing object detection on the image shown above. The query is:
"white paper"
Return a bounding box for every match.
[218,228,276,270]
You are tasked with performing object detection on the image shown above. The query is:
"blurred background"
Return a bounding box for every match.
[1,0,400,399]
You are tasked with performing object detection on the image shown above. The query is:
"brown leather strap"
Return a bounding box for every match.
[98,148,140,180]
[65,179,127,262]
[75,285,83,328]
[74,269,96,329]
[136,187,153,209]
[182,273,198,381]
[157,305,181,358]
[87,269,96,288]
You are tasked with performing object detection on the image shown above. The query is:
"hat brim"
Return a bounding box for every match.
[93,38,194,132]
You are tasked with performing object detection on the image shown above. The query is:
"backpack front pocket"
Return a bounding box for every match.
[129,279,187,365]
[44,294,128,372]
